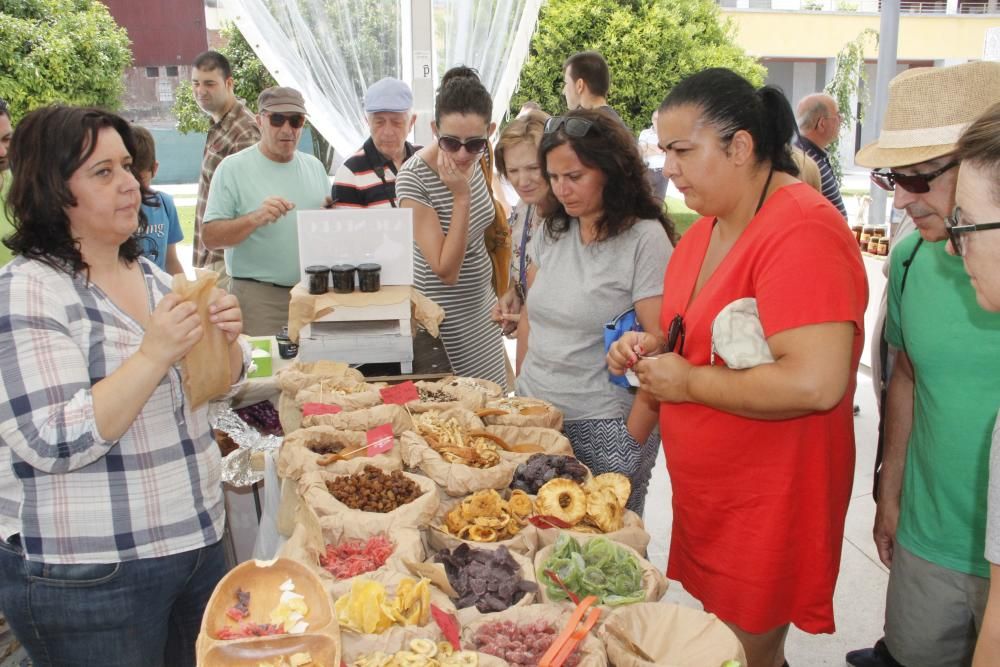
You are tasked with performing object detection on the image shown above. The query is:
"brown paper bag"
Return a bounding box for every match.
[534,535,668,607]
[405,380,487,413]
[298,469,440,531]
[295,379,384,412]
[400,430,518,497]
[279,502,425,600]
[426,494,539,557]
[440,376,505,401]
[461,603,608,666]
[276,360,365,432]
[535,509,652,556]
[172,271,231,409]
[478,396,564,431]
[302,404,414,435]
[278,425,403,481]
[599,602,747,667]
[485,425,574,462]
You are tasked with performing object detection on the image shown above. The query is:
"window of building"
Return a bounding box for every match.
[157,78,174,103]
[165,66,179,77]
[146,66,159,78]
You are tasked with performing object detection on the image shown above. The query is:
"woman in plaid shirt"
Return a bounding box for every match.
[0,106,248,666]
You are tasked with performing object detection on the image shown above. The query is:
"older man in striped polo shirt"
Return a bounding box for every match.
[796,92,847,219]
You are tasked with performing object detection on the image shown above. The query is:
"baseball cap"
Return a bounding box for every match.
[364,78,413,114]
[258,86,307,115]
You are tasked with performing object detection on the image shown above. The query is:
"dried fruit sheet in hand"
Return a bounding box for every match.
[172,271,231,409]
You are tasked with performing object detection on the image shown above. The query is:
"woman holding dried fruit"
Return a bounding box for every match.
[516,108,675,515]
[608,69,866,667]
[0,105,249,666]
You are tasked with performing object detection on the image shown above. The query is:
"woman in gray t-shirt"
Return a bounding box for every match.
[516,109,675,514]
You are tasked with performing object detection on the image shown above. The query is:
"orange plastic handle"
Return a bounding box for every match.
[538,596,600,667]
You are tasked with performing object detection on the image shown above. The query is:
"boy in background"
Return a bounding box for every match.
[131,125,184,275]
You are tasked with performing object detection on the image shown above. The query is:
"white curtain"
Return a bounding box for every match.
[225,0,541,162]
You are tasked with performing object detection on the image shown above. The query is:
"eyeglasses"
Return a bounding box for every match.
[544,116,595,137]
[945,206,1000,256]
[437,135,489,154]
[665,314,685,356]
[870,161,958,194]
[266,113,306,129]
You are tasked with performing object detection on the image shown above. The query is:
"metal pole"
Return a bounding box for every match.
[409,0,435,147]
[868,0,900,228]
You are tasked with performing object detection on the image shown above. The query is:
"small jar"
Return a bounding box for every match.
[357,263,381,293]
[305,265,330,295]
[276,332,298,359]
[867,236,880,254]
[860,226,874,249]
[851,225,864,243]
[873,226,886,238]
[877,237,889,257]
[330,264,356,293]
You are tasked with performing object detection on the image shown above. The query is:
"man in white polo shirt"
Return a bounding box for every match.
[203,86,329,335]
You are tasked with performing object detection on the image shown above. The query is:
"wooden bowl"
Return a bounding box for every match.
[201,633,338,666]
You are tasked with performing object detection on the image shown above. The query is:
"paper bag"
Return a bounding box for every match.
[278,425,402,481]
[426,494,539,557]
[535,509,651,557]
[172,271,231,409]
[298,469,440,531]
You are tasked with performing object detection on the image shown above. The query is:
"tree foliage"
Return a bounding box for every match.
[172,23,277,134]
[510,0,766,133]
[825,28,878,180]
[0,0,132,120]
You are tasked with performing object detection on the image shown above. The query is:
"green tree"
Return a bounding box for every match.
[511,0,765,133]
[825,28,878,180]
[0,0,132,120]
[172,23,277,134]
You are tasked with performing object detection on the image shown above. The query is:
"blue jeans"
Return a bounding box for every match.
[0,535,226,667]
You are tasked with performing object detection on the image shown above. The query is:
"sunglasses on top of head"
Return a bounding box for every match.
[544,116,596,137]
[870,160,958,194]
[266,113,306,129]
[437,135,489,154]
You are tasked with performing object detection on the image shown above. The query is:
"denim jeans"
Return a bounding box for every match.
[0,535,226,667]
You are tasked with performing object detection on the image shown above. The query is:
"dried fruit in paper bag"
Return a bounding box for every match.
[535,479,587,526]
[440,490,533,543]
[334,577,431,634]
[172,271,231,409]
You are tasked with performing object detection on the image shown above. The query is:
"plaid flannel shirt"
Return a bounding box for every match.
[194,101,261,268]
[0,257,249,563]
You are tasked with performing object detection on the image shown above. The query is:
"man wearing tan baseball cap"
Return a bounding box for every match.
[847,61,1000,667]
[202,85,331,335]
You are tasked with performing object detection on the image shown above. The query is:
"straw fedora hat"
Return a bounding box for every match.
[855,61,1000,169]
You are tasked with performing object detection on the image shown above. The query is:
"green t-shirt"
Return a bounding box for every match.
[0,172,14,267]
[886,233,1000,577]
[203,145,329,286]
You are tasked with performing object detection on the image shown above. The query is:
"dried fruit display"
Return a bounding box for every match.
[510,454,589,495]
[334,577,431,634]
[215,579,310,639]
[477,397,555,418]
[540,534,645,606]
[235,400,283,436]
[319,534,395,580]
[350,638,478,666]
[472,619,581,667]
[435,544,538,613]
[439,489,533,543]
[535,473,630,534]
[413,412,502,468]
[325,466,422,513]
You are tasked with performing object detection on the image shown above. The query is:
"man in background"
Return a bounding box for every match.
[796,92,847,218]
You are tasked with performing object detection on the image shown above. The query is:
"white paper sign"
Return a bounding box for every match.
[296,208,414,286]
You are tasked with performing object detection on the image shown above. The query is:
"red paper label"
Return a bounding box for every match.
[366,423,394,456]
[301,402,342,417]
[380,381,419,405]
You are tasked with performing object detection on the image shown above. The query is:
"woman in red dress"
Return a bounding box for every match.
[608,68,867,667]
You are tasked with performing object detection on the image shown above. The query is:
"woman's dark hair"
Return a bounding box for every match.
[539,108,675,244]
[5,105,147,276]
[659,68,799,177]
[434,66,492,125]
[956,100,1000,205]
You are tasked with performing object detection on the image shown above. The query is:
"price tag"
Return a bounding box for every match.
[301,402,342,417]
[366,423,394,456]
[380,381,419,405]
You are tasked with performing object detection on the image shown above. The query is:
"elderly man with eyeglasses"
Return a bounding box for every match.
[846,61,1000,667]
[202,86,330,335]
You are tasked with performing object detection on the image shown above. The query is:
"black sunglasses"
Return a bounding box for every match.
[666,314,685,356]
[267,112,306,129]
[544,116,596,137]
[945,206,1000,256]
[437,135,489,154]
[870,161,958,194]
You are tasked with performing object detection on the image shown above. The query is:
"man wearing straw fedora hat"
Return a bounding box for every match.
[847,61,1000,667]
